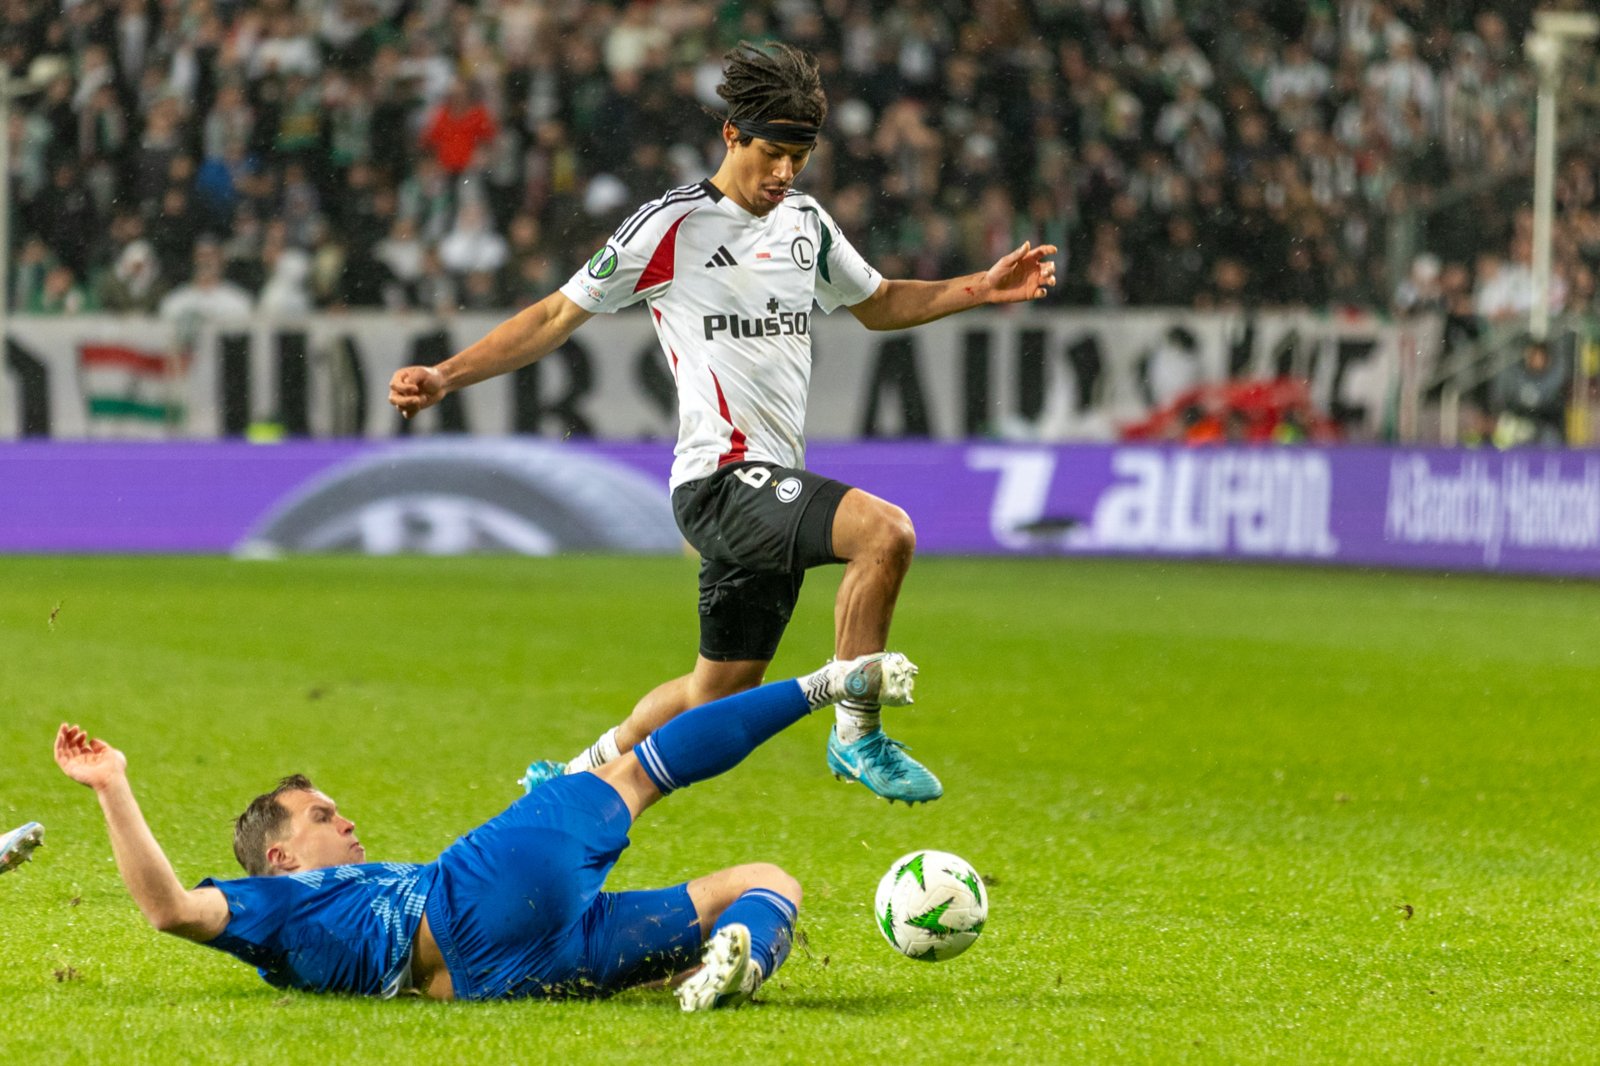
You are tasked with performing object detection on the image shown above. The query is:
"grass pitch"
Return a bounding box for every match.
[4,555,1600,1064]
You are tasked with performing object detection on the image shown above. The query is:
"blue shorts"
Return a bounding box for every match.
[424,773,703,1000]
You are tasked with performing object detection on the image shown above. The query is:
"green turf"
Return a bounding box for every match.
[4,556,1600,1064]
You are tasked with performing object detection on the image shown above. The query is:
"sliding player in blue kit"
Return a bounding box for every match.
[389,42,1055,806]
[53,653,915,1008]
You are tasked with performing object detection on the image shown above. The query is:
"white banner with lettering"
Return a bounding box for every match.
[0,309,1438,441]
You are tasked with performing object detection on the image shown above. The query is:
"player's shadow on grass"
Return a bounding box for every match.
[772,989,1075,1013]
[772,992,957,1013]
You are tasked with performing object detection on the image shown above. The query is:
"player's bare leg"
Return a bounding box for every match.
[615,657,768,751]
[829,488,914,662]
[521,653,764,784]
[824,489,942,803]
[522,658,766,790]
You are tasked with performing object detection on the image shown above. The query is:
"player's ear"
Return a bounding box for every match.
[722,121,740,149]
[264,842,294,874]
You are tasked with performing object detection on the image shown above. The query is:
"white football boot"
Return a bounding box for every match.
[676,923,760,1011]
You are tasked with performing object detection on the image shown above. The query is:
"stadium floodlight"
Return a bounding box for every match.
[1526,10,1599,341]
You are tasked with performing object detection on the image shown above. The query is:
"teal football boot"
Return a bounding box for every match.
[826,728,943,805]
[517,760,566,794]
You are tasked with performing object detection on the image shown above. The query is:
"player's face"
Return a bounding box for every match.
[724,124,812,215]
[271,789,366,872]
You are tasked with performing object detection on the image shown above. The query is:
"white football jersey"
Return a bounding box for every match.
[560,179,881,488]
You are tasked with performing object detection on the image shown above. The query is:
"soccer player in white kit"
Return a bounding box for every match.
[389,42,1056,805]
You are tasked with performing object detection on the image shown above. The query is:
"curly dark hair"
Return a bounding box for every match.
[717,40,827,142]
[233,774,316,877]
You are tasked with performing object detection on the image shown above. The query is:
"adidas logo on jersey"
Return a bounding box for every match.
[704,246,739,268]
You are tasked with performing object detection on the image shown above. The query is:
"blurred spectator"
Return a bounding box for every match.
[1368,33,1437,125]
[132,96,185,210]
[376,216,426,292]
[149,184,204,283]
[326,72,377,173]
[256,225,314,317]
[222,207,266,290]
[439,198,508,277]
[96,239,164,314]
[309,222,349,308]
[250,12,321,81]
[503,250,562,309]
[11,237,54,311]
[397,155,455,243]
[333,248,401,310]
[278,160,323,248]
[78,83,128,168]
[460,269,503,311]
[604,2,669,75]
[1492,337,1569,447]
[421,80,497,176]
[26,161,99,277]
[203,82,255,161]
[194,141,256,234]
[1393,253,1444,317]
[1264,40,1331,127]
[28,265,91,314]
[272,74,324,167]
[1134,215,1206,307]
[1474,237,1568,323]
[410,245,459,316]
[1083,222,1129,307]
[158,241,253,323]
[397,22,456,103]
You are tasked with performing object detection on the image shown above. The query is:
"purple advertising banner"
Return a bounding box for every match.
[3,440,1598,577]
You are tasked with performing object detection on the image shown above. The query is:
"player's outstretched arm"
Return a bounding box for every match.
[387,291,595,417]
[848,241,1058,332]
[53,724,228,943]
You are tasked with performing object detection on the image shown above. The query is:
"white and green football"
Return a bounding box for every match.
[873,850,987,961]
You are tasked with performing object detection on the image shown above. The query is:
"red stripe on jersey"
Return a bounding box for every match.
[652,308,679,378]
[635,212,692,293]
[709,370,747,466]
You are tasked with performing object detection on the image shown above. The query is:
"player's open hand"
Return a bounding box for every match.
[388,365,447,418]
[984,241,1058,304]
[54,724,128,791]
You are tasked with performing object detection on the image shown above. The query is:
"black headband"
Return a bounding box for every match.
[729,117,821,147]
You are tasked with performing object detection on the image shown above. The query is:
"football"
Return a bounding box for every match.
[873,850,987,961]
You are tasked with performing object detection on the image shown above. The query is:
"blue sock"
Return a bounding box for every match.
[712,888,797,981]
[634,680,810,793]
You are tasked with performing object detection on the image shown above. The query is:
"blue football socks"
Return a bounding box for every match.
[713,887,797,981]
[634,680,811,794]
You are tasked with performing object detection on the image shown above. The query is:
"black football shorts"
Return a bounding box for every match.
[671,462,851,662]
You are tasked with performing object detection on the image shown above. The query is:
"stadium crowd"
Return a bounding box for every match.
[2,0,1598,326]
